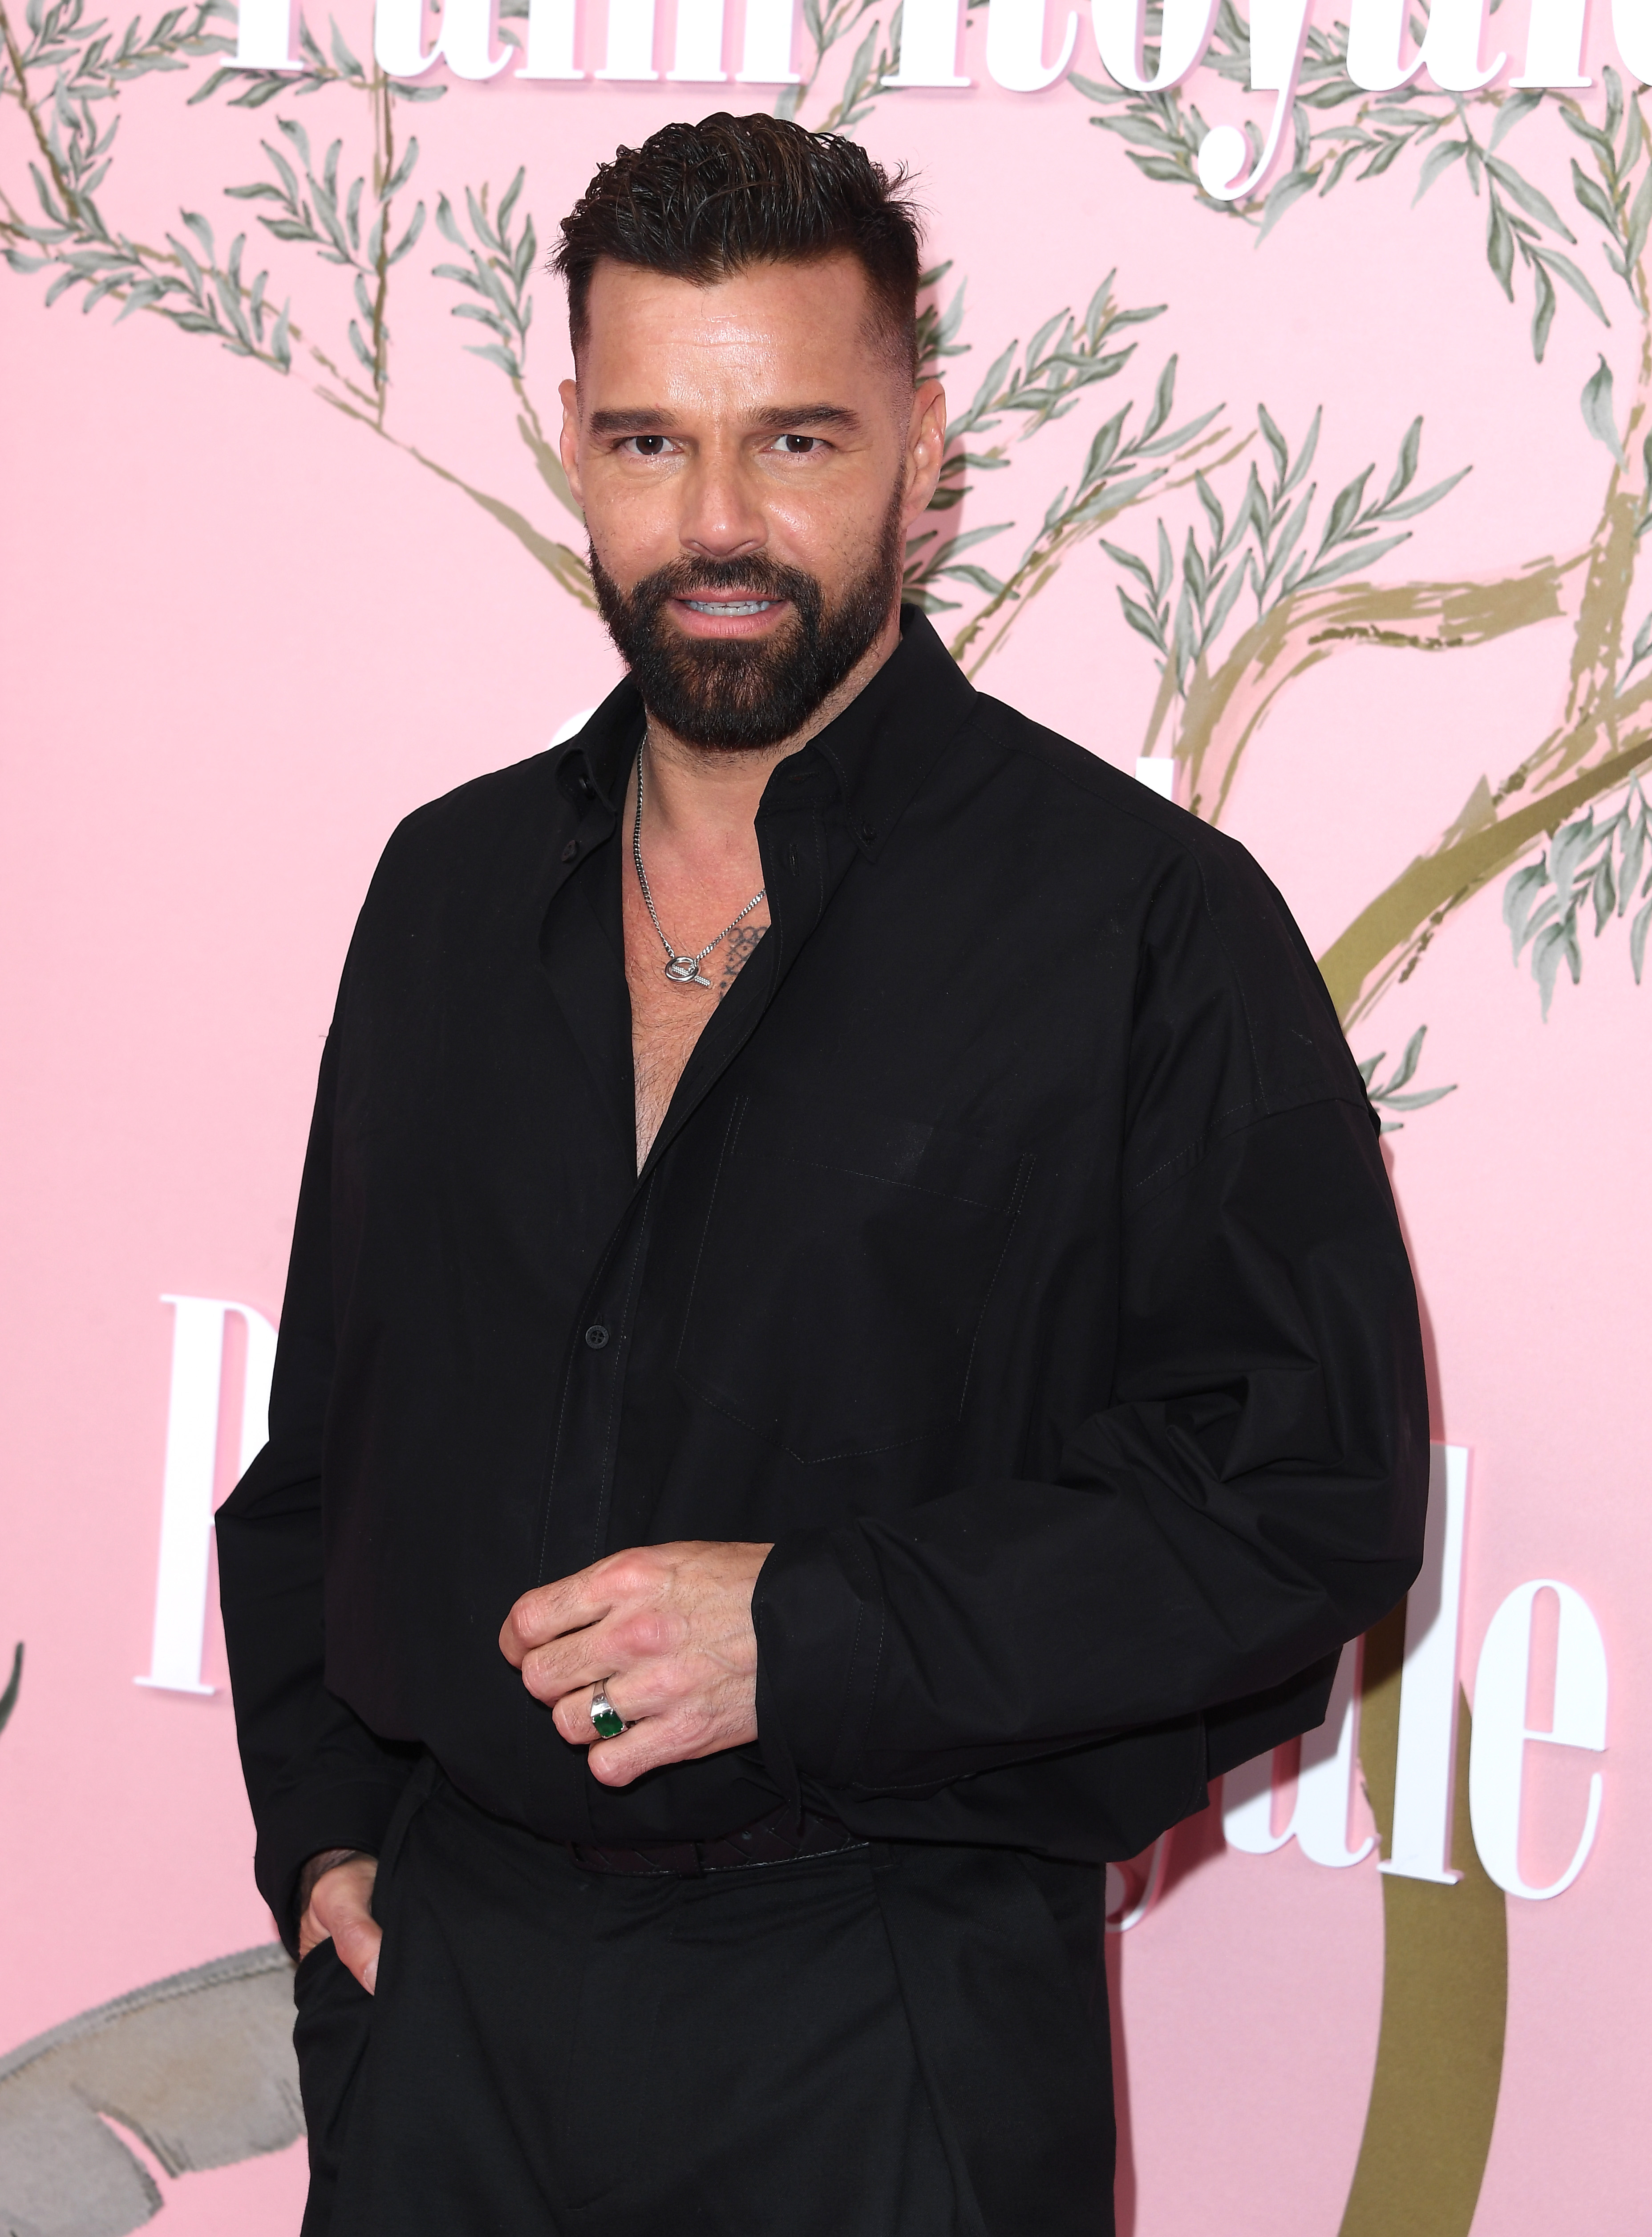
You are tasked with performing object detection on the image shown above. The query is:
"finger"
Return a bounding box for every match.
[548,1676,652,1748]
[518,1595,688,1707]
[304,1862,384,1995]
[585,1699,747,1787]
[501,1546,682,1666]
[499,1569,615,1665]
[332,1908,384,1996]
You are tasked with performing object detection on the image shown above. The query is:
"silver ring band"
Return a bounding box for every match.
[590,1685,627,1739]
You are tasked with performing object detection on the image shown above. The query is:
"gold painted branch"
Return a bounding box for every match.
[1319,728,1652,1025]
[1179,560,1579,827]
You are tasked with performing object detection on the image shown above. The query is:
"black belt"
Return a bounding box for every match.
[569,1807,867,1877]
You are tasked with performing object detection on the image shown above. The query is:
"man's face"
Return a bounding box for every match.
[559,253,946,750]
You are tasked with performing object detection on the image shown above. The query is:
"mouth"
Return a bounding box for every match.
[680,597,780,616]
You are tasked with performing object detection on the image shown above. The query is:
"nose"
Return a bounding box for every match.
[676,440,767,563]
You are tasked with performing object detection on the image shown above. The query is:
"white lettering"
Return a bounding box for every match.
[736,0,801,80]
[1470,1579,1607,1900]
[668,0,727,78]
[234,0,300,67]
[1092,0,1217,90]
[1344,0,1502,93]
[136,1296,276,1698]
[1610,0,1652,82]
[1196,0,1311,201]
[595,0,659,76]
[987,0,1078,90]
[1223,1638,1374,1868]
[376,0,511,76]
[1380,1443,1469,1885]
[882,0,972,86]
[515,0,582,77]
[1513,0,1590,85]
[1105,1832,1170,1931]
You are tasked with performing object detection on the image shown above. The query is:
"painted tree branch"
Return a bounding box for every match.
[1316,268,1652,1022]
[1180,558,1580,827]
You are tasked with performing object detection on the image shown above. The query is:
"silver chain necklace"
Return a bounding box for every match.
[632,750,767,989]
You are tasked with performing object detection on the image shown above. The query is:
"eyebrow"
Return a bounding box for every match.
[587,403,863,437]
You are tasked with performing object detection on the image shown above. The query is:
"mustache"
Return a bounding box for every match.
[620,554,821,616]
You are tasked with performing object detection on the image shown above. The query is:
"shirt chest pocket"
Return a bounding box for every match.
[675,1097,1033,1464]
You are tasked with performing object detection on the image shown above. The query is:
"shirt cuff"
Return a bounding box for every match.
[752,1527,886,1793]
[255,1773,413,1955]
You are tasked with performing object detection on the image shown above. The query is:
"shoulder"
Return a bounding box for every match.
[966,691,1365,1125]
[374,746,574,883]
[965,691,1284,916]
[344,746,591,952]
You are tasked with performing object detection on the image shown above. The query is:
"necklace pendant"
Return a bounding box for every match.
[664,955,712,989]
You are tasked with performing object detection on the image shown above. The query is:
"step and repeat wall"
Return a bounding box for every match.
[2,0,1646,2227]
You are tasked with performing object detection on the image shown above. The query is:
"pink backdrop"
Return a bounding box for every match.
[2,3,1646,2227]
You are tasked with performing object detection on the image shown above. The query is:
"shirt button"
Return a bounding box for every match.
[561,840,580,863]
[583,1324,610,1349]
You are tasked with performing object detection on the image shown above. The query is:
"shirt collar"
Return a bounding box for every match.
[556,606,977,856]
[790,608,976,859]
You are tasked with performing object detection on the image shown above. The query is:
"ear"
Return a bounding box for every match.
[559,377,585,508]
[901,378,948,532]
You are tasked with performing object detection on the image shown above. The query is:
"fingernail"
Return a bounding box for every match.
[364,1957,378,1995]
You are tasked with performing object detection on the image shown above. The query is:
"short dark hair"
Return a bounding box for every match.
[555,113,923,377]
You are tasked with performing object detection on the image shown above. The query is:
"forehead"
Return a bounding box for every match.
[578,253,888,396]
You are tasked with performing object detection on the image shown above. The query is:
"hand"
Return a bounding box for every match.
[297,1852,381,1994]
[499,1540,773,1787]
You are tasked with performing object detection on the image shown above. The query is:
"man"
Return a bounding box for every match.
[219,113,1428,2237]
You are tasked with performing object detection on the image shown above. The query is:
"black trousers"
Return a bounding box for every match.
[295,1767,1115,2236]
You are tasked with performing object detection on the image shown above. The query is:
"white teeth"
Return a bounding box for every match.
[684,598,773,615]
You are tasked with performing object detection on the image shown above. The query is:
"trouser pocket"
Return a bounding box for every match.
[294,1941,374,2237]
[293,1754,439,2237]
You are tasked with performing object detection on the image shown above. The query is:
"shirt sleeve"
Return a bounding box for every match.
[752,826,1431,1818]
[216,1005,417,1951]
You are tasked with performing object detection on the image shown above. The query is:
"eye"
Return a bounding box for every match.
[621,434,673,457]
[770,433,824,456]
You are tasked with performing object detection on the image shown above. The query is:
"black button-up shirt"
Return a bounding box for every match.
[219,610,1428,1940]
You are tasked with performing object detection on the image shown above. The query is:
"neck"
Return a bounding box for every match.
[639,605,902,843]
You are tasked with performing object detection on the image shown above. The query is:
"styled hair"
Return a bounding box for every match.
[555,113,924,377]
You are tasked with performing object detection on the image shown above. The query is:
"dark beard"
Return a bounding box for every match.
[588,490,906,752]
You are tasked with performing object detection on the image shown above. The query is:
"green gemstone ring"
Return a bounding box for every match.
[590,1685,627,1740]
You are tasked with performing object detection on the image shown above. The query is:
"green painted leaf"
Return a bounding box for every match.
[1502,859,1549,956]
[1257,167,1318,244]
[1381,465,1472,521]
[497,165,526,240]
[1296,531,1409,591]
[1256,401,1289,484]
[1486,195,1515,300]
[1569,159,1621,239]
[0,1645,22,1739]
[1100,539,1158,595]
[1142,353,1177,441]
[1631,893,1652,981]
[1531,913,1580,1015]
[1531,256,1558,362]
[384,137,420,199]
[1534,245,1610,325]
[1117,590,1167,650]
[1413,138,1469,206]
[1581,354,1626,463]
[1489,87,1544,150]
[1591,854,1616,933]
[330,16,364,73]
[1486,153,1574,239]
[1379,417,1421,507]
[1200,551,1252,648]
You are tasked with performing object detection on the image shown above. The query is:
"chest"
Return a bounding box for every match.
[623,860,769,1170]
